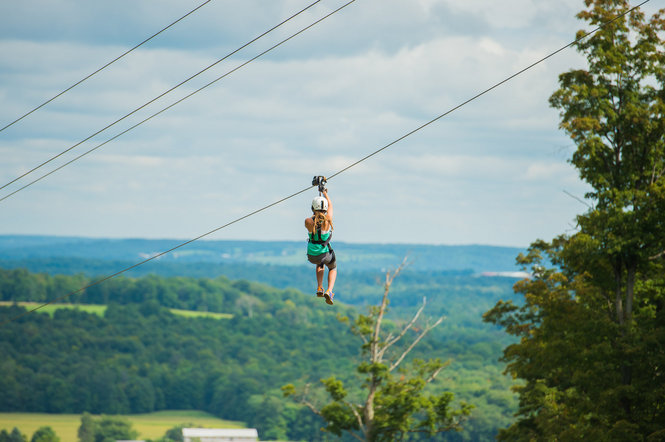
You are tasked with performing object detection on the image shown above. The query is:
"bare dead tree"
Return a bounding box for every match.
[284,259,469,442]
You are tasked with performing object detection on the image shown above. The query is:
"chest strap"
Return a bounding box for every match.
[309,227,332,248]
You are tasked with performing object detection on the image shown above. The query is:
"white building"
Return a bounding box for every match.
[182,428,259,442]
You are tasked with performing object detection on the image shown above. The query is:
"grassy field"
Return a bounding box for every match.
[0,301,106,317]
[168,308,233,320]
[0,302,232,320]
[0,410,244,441]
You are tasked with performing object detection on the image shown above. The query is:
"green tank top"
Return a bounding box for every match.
[307,229,331,256]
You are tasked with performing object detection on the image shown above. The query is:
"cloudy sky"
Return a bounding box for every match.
[0,0,658,248]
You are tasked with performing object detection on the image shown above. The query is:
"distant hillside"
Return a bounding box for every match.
[0,265,519,440]
[0,239,526,440]
[0,235,524,273]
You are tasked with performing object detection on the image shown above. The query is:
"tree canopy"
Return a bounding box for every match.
[485,1,665,439]
[0,261,519,439]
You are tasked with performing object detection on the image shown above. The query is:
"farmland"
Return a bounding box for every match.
[0,410,243,441]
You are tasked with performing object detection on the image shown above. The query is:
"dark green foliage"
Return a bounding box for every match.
[485,1,665,439]
[0,429,26,442]
[76,414,138,442]
[94,416,137,442]
[485,242,665,439]
[29,427,59,442]
[0,265,519,440]
[0,273,358,440]
[158,424,193,442]
[77,413,95,442]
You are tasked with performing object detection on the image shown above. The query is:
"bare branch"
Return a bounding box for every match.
[295,385,365,441]
[651,164,665,184]
[389,315,445,372]
[425,362,446,384]
[379,297,427,360]
[297,384,322,416]
[301,398,321,416]
[345,401,366,440]
[649,250,665,260]
[371,282,389,363]
[372,259,409,362]
[386,256,407,287]
[347,431,364,442]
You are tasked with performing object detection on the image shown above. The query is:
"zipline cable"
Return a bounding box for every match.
[0,184,313,327]
[0,0,213,134]
[0,0,648,327]
[0,0,352,204]
[327,0,651,181]
[0,0,324,196]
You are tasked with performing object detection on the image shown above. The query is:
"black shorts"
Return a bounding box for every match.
[307,248,337,270]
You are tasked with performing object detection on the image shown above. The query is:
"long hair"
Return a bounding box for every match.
[311,210,331,234]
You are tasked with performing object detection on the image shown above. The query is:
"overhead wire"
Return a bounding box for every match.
[327,0,651,182]
[0,0,649,327]
[0,184,313,327]
[0,0,325,198]
[0,0,214,134]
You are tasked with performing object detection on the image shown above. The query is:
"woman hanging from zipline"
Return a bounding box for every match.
[305,181,337,305]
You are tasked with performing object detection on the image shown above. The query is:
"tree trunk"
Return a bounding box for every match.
[364,388,375,442]
[614,263,624,325]
[625,264,636,325]
[619,263,636,418]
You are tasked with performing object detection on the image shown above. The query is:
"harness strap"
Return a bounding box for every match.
[310,228,332,247]
[309,217,332,248]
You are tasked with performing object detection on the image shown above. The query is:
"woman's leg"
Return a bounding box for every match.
[327,267,337,292]
[316,265,324,288]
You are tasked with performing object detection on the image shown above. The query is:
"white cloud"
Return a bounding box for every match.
[0,0,609,247]
[523,161,571,181]
[446,0,579,30]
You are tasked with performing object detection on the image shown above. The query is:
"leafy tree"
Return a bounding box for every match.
[93,416,138,442]
[248,394,290,441]
[76,414,138,442]
[30,427,60,442]
[549,0,665,328]
[0,429,27,442]
[485,0,665,439]
[77,413,95,442]
[284,261,472,441]
[158,423,193,442]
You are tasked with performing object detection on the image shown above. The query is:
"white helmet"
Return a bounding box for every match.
[312,196,328,212]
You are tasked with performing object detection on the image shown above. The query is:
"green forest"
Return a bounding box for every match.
[0,267,518,441]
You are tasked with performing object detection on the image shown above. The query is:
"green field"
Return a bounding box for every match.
[0,302,232,320]
[0,301,107,317]
[168,308,233,320]
[0,411,244,441]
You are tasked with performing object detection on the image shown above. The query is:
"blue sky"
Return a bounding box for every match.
[0,0,658,247]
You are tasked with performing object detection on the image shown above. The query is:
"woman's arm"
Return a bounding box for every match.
[323,189,333,220]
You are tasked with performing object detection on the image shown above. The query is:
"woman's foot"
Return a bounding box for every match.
[316,286,324,297]
[324,290,335,305]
